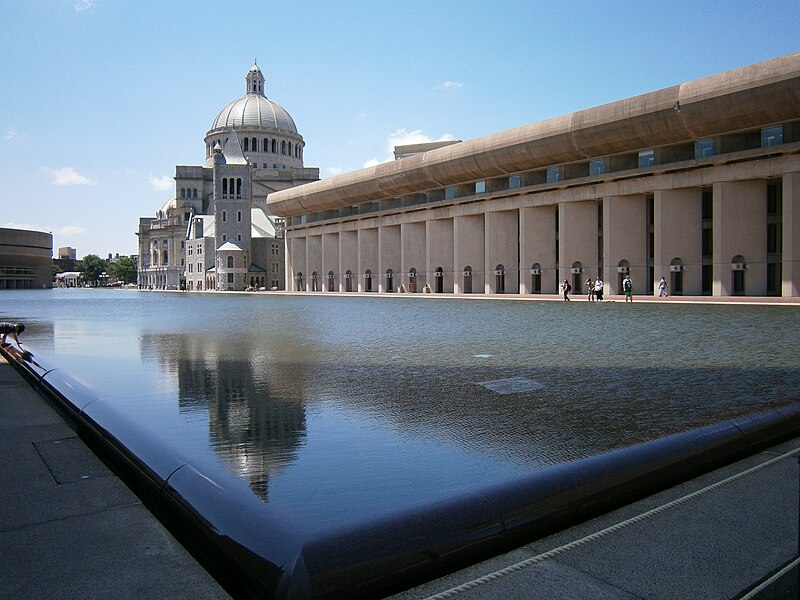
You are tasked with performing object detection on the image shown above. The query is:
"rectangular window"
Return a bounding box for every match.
[638,149,655,168]
[445,187,455,200]
[761,125,783,148]
[694,139,714,158]
[197,262,202,272]
[509,175,521,189]
[188,264,193,273]
[589,159,605,176]
[222,211,227,222]
[475,180,486,194]
[184,212,191,222]
[227,273,234,284]
[546,167,560,183]
[237,211,242,222]
[767,223,781,254]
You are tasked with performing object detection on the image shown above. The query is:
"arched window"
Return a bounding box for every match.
[281,140,286,155]
[263,138,269,152]
[463,266,472,294]
[271,139,277,153]
[162,250,168,264]
[251,137,257,152]
[530,263,541,293]
[287,142,292,156]
[192,188,197,198]
[495,264,505,294]
[311,271,319,292]
[227,255,234,269]
[618,259,630,295]
[222,179,228,197]
[243,138,249,152]
[571,261,583,294]
[670,257,685,295]
[180,188,185,198]
[327,270,335,292]
[236,178,242,197]
[345,270,353,292]
[408,267,417,293]
[364,269,373,292]
[434,267,444,293]
[385,269,394,293]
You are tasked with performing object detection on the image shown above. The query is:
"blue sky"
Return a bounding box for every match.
[1,0,798,258]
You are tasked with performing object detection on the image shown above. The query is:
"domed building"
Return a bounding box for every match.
[137,63,319,291]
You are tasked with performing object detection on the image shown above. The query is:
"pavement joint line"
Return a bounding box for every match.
[422,444,800,600]
[0,501,143,535]
[739,556,800,600]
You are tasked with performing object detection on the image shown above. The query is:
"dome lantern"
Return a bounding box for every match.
[246,61,265,96]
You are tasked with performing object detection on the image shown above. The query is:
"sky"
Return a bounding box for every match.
[1,0,798,258]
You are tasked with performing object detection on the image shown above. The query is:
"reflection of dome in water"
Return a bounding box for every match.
[209,64,298,134]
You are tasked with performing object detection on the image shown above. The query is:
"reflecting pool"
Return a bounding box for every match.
[2,289,798,530]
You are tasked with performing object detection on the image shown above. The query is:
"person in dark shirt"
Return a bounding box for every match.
[0,322,25,346]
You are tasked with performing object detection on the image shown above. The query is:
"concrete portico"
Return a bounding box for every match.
[271,53,800,298]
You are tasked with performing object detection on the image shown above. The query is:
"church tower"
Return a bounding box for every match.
[213,131,253,290]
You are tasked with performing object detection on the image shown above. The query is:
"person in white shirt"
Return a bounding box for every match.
[594,277,604,301]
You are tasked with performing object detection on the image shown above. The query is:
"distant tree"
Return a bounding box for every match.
[110,256,137,284]
[79,254,108,286]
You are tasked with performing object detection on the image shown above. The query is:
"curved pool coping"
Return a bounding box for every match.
[4,343,800,599]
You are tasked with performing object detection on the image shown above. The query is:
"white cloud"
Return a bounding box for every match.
[362,159,381,168]
[147,174,173,191]
[5,128,21,141]
[73,0,94,11]
[58,225,87,236]
[436,80,464,90]
[42,167,95,186]
[2,222,47,232]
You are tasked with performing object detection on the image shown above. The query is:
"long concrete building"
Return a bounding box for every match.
[268,53,800,297]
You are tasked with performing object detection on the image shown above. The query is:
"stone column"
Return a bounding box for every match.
[654,189,702,295]
[520,205,556,294]
[288,235,306,291]
[712,180,767,296]
[485,210,519,293]
[401,222,426,292]
[783,172,800,297]
[454,214,485,294]
[322,232,339,292]
[603,194,648,295]
[426,219,454,293]
[378,225,400,293]
[306,234,322,292]
[357,227,378,292]
[339,230,357,292]
[558,201,598,294]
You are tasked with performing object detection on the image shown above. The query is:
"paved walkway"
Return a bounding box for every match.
[0,354,230,600]
[393,438,800,599]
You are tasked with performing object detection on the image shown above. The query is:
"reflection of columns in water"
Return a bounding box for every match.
[143,333,306,502]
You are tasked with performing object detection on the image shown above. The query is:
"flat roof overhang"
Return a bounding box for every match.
[267,52,800,217]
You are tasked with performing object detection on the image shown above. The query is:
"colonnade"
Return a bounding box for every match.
[286,169,800,298]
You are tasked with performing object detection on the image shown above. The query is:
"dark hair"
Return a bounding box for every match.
[15,323,25,334]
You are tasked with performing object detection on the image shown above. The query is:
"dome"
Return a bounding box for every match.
[210,95,298,133]
[209,63,298,134]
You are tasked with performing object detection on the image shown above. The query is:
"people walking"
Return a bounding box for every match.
[561,279,571,301]
[594,277,604,301]
[585,278,595,301]
[658,276,669,297]
[622,274,633,302]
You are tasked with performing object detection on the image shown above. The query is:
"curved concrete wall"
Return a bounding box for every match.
[268,52,800,216]
[4,344,799,599]
[0,227,53,289]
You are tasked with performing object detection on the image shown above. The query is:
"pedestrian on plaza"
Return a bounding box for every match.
[585,278,595,301]
[561,279,571,301]
[0,322,25,346]
[658,276,669,297]
[594,276,604,301]
[622,274,633,302]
